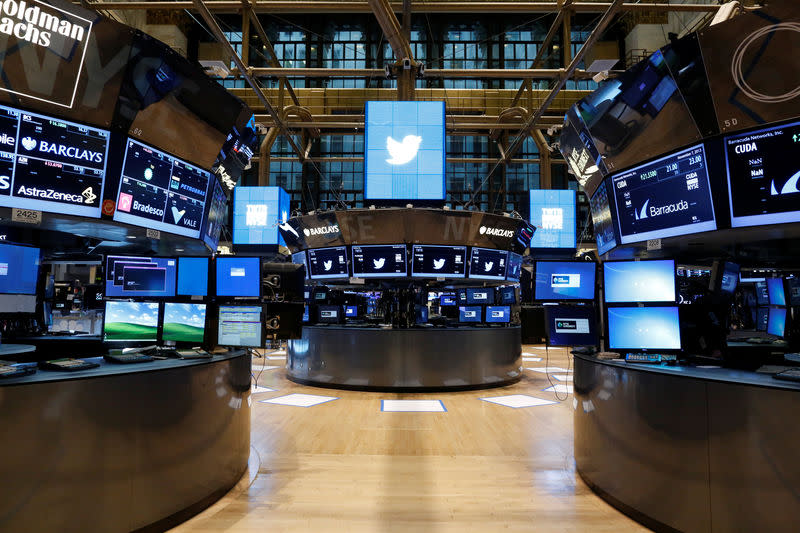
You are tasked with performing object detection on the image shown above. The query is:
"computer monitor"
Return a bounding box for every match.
[345,305,359,318]
[607,306,681,351]
[313,287,329,302]
[485,306,511,323]
[302,305,310,323]
[292,251,308,279]
[411,245,467,278]
[0,243,40,295]
[103,301,160,341]
[466,287,495,305]
[307,247,349,279]
[545,305,598,347]
[534,261,596,301]
[416,305,429,324]
[318,305,342,324]
[499,286,517,304]
[767,307,787,338]
[719,262,740,294]
[468,247,508,281]
[767,277,786,306]
[162,303,207,344]
[787,277,800,307]
[458,306,482,323]
[440,294,456,306]
[351,244,407,278]
[177,257,209,297]
[756,307,769,332]
[755,280,769,306]
[105,256,177,298]
[217,305,263,347]
[456,289,467,304]
[604,260,676,303]
[216,257,261,297]
[506,252,523,281]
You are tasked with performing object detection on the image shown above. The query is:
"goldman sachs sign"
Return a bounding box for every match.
[0,0,93,108]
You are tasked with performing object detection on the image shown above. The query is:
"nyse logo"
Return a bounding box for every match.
[552,273,580,288]
[386,135,422,165]
[541,208,563,230]
[246,204,267,227]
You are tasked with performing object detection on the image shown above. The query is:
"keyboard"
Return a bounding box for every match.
[0,362,37,378]
[625,353,678,364]
[774,369,800,383]
[745,337,772,345]
[39,358,100,372]
[756,365,794,374]
[104,353,155,364]
[784,353,800,363]
[177,349,212,360]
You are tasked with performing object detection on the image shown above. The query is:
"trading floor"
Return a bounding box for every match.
[172,346,644,533]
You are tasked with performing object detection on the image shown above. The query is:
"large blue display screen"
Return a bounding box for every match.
[603,260,675,303]
[105,256,176,298]
[365,101,445,200]
[768,307,787,337]
[608,306,681,350]
[215,256,260,297]
[529,190,576,249]
[534,261,595,301]
[177,257,209,297]
[767,277,786,306]
[0,243,39,294]
[232,186,290,246]
[611,144,716,244]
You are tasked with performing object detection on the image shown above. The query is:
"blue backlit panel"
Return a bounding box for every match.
[534,261,595,301]
[608,306,681,351]
[768,307,787,337]
[232,186,290,246]
[529,190,576,249]
[365,101,445,200]
[604,260,675,303]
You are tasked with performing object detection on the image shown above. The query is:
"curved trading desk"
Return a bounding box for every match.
[287,325,522,390]
[573,353,800,533]
[0,351,251,533]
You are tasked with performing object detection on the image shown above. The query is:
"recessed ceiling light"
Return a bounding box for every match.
[126,235,136,239]
[176,248,184,252]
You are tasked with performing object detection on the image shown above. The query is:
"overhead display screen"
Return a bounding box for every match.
[607,306,681,351]
[529,190,576,249]
[352,245,407,278]
[114,138,212,239]
[534,261,596,301]
[604,260,676,303]
[559,107,607,198]
[411,245,466,278]
[232,186,290,246]
[203,178,227,251]
[103,301,160,342]
[215,256,260,297]
[506,252,522,281]
[611,144,716,244]
[0,104,109,217]
[725,119,800,228]
[546,305,598,347]
[468,247,508,280]
[104,255,176,298]
[0,243,40,295]
[365,100,445,200]
[590,180,617,255]
[307,247,349,279]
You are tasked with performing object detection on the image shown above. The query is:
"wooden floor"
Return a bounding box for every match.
[171,345,647,532]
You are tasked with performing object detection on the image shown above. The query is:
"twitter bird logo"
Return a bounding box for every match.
[433,258,446,270]
[484,261,494,272]
[323,260,333,271]
[386,135,422,165]
[373,257,386,269]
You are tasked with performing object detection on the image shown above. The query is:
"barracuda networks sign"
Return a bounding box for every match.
[0,0,92,108]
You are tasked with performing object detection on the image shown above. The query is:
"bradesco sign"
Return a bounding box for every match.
[0,0,92,108]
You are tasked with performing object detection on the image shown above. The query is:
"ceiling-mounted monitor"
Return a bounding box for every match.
[202,177,227,251]
[589,179,617,255]
[307,246,349,279]
[232,186,290,247]
[529,190,576,249]
[611,144,716,244]
[411,245,467,278]
[468,247,508,281]
[351,244,407,278]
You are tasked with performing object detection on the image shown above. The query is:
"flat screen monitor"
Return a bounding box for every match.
[458,306,482,323]
[468,247,508,280]
[607,306,682,351]
[725,118,800,228]
[756,307,769,332]
[611,144,716,244]
[767,277,786,307]
[534,261,596,301]
[529,189,577,249]
[456,289,467,304]
[217,305,262,347]
[232,186,290,246]
[416,305,429,324]
[215,257,261,297]
[719,262,740,294]
[365,100,445,200]
[486,306,511,323]
[313,287,328,301]
[546,305,598,347]
[755,280,769,306]
[345,305,358,318]
[786,277,800,307]
[203,178,227,251]
[307,247,349,279]
[0,104,110,218]
[302,305,310,323]
[506,252,523,281]
[351,244,407,278]
[440,294,456,306]
[411,245,466,278]
[500,286,517,304]
[177,257,209,297]
[105,256,177,298]
[318,305,341,323]
[113,138,213,239]
[103,301,160,341]
[162,303,206,344]
[466,288,495,305]
[604,260,676,303]
[292,251,308,279]
[0,243,39,294]
[767,307,787,338]
[590,180,617,255]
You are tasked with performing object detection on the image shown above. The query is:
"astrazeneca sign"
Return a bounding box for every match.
[0,0,93,108]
